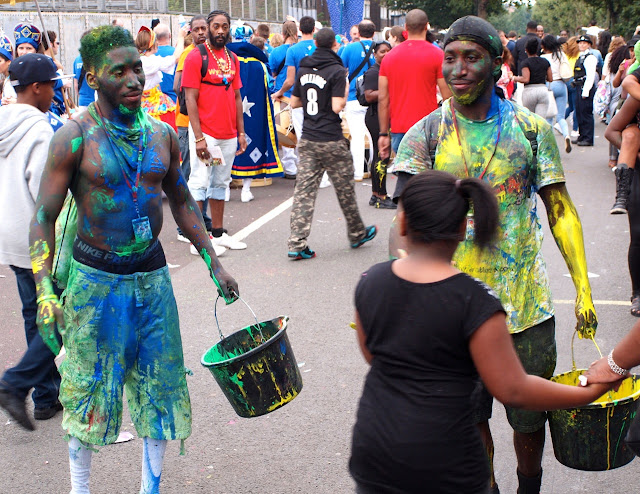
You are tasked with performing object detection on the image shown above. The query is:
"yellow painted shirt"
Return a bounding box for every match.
[393,97,565,333]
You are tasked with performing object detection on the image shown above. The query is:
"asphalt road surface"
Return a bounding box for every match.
[1,123,640,493]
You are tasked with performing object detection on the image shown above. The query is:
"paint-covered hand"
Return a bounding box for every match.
[575,293,597,339]
[36,295,64,355]
[213,268,239,305]
[236,134,248,156]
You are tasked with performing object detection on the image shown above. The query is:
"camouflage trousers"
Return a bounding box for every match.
[288,138,366,252]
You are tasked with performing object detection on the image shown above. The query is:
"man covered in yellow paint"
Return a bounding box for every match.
[391,16,597,494]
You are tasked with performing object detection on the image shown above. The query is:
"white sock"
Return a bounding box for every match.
[68,436,92,494]
[140,437,167,494]
[242,178,251,191]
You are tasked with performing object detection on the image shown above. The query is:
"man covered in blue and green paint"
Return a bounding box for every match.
[391,16,597,494]
[28,25,238,494]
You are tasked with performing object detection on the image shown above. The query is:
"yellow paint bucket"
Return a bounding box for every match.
[548,335,640,470]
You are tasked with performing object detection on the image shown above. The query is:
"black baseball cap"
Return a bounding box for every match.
[577,35,593,45]
[9,53,68,87]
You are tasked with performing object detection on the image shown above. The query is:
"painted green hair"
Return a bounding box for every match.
[79,25,134,72]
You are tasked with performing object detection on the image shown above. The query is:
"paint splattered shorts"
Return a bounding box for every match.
[59,259,192,446]
[472,317,556,433]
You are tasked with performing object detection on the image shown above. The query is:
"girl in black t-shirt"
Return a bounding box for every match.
[350,170,617,494]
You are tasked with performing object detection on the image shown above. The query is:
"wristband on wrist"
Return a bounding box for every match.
[608,350,629,376]
[379,132,389,137]
[194,136,206,143]
[238,132,245,136]
[37,294,58,305]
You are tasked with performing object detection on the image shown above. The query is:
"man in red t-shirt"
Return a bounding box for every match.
[183,9,248,253]
[378,9,451,159]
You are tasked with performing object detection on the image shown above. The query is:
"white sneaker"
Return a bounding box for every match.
[319,173,331,189]
[177,233,190,243]
[190,243,226,257]
[553,122,562,135]
[241,189,254,203]
[211,232,247,250]
[224,187,230,202]
[570,130,579,138]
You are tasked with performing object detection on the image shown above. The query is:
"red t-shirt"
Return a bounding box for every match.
[379,40,444,133]
[181,45,242,139]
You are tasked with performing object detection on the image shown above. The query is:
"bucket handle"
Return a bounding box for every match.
[214,292,263,341]
[570,330,603,371]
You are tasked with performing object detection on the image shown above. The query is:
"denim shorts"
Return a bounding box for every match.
[60,259,191,445]
[472,317,556,433]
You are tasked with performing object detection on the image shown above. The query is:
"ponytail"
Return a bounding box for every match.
[456,177,499,248]
[400,170,498,249]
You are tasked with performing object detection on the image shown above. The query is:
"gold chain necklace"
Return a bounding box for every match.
[205,40,232,77]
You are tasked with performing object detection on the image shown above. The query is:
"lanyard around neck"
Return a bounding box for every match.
[450,102,502,180]
[92,103,147,218]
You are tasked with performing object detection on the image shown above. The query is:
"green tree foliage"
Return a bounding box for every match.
[487,5,533,35]
[383,0,504,29]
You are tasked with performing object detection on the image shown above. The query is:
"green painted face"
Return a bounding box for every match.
[443,40,497,106]
[93,46,145,113]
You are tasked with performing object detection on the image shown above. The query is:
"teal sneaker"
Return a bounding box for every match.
[351,225,377,249]
[288,246,316,260]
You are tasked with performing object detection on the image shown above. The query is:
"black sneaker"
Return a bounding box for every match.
[375,197,397,209]
[351,225,377,249]
[288,246,316,260]
[0,387,34,431]
[369,195,378,206]
[34,401,63,421]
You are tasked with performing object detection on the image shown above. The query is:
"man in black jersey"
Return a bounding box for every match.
[287,27,376,259]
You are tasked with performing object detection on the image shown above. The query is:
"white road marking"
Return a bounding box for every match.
[230,196,294,242]
[554,300,630,306]
[563,272,600,278]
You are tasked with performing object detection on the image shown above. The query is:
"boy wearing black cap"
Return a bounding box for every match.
[0,53,64,430]
[390,16,597,494]
[572,35,598,146]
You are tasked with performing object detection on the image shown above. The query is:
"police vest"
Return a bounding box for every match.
[574,52,601,84]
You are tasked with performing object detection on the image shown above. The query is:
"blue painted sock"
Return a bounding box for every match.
[140,437,167,494]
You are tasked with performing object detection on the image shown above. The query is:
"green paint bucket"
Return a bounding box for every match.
[548,370,640,470]
[201,301,302,418]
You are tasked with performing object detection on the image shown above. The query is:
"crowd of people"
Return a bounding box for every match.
[2,8,640,494]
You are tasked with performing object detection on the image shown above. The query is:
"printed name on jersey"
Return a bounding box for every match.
[300,73,327,89]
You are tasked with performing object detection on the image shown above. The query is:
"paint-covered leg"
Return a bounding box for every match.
[68,436,92,494]
[140,437,167,494]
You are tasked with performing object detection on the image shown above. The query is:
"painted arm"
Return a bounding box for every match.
[234,88,247,155]
[28,123,82,354]
[539,183,597,338]
[162,127,238,303]
[377,75,391,159]
[470,313,615,410]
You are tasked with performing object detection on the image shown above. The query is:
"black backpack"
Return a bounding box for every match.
[355,73,369,106]
[178,44,234,116]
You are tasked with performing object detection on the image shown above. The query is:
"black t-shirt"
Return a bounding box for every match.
[292,49,347,142]
[515,33,540,75]
[350,261,505,494]
[521,56,550,85]
[363,63,380,118]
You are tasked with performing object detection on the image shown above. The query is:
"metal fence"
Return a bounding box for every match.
[0,0,317,18]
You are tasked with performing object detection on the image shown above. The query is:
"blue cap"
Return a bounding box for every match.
[0,35,13,61]
[233,25,253,42]
[14,22,41,51]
